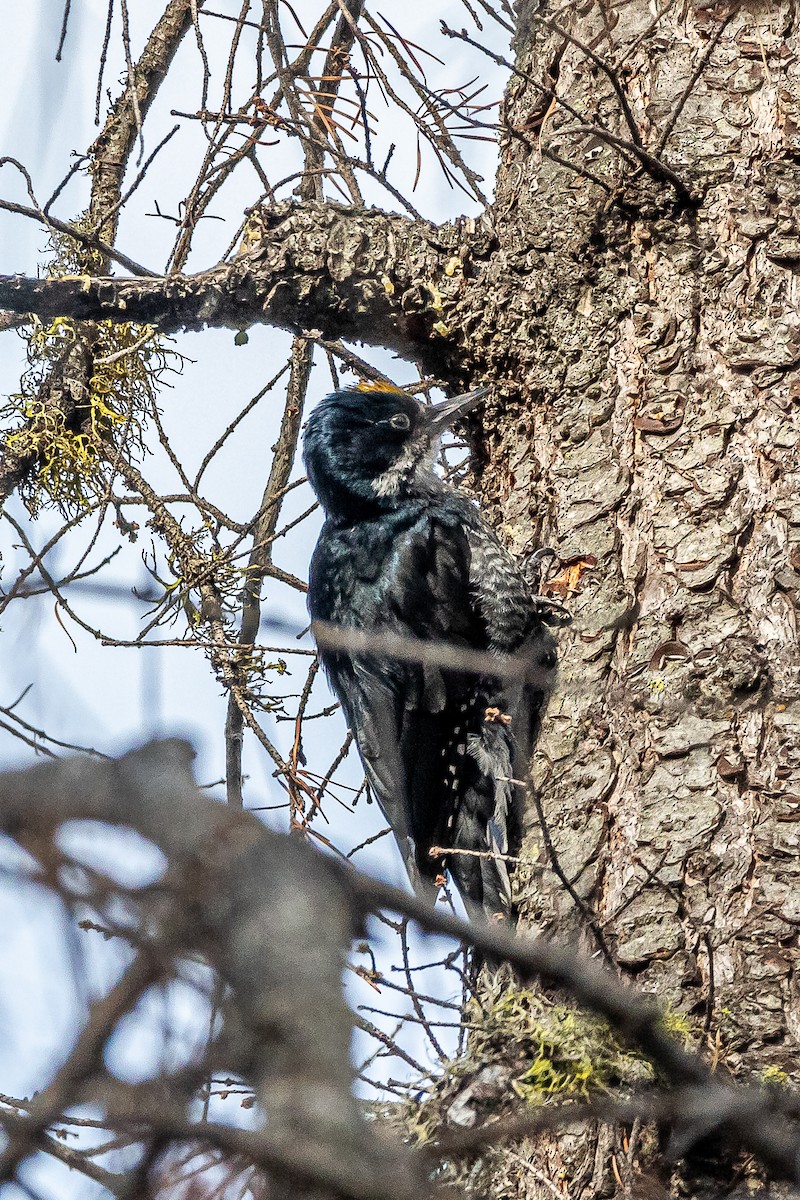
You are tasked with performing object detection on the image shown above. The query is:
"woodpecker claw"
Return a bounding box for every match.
[532,596,572,626]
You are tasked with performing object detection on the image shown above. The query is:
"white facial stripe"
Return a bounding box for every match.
[371,430,433,497]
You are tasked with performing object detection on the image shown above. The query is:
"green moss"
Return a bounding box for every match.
[402,980,657,1153]
[470,981,651,1103]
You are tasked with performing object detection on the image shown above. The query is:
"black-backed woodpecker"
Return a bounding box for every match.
[304,385,559,921]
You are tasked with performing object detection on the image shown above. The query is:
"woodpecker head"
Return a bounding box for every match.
[303,384,487,515]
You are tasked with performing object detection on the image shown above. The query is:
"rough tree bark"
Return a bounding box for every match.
[475,4,800,1196]
[2,2,800,1198]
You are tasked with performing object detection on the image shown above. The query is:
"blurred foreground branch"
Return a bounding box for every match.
[1,742,800,1195]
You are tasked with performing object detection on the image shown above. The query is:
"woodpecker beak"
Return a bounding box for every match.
[424,386,488,436]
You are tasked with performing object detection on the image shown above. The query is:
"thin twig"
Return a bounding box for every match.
[312,619,556,685]
[656,14,733,154]
[55,0,73,61]
[533,13,643,147]
[0,198,158,277]
[526,779,616,966]
[440,21,695,203]
[94,0,115,125]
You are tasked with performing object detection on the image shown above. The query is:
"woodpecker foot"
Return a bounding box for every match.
[524,545,557,590]
[532,596,572,626]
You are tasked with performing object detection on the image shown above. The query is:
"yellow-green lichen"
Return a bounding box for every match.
[2,221,179,516]
[760,1065,790,1088]
[424,281,444,312]
[404,981,655,1150]
[473,983,651,1103]
[659,1009,694,1045]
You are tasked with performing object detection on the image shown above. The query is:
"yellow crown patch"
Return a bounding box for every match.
[355,379,404,394]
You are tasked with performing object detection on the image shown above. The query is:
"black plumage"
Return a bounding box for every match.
[303,385,559,921]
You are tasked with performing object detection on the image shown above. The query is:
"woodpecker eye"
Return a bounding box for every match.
[389,412,411,431]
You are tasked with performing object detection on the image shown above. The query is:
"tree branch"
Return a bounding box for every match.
[0,200,460,360]
[0,740,425,1198]
[88,0,208,252]
[0,0,209,506]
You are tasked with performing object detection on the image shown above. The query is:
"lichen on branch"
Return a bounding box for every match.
[0,201,487,368]
[1,226,178,515]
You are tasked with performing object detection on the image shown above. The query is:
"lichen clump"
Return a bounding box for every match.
[408,980,654,1146]
[2,222,176,515]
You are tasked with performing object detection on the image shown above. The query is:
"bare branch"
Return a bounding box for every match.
[225,337,311,806]
[0,198,158,278]
[440,20,696,203]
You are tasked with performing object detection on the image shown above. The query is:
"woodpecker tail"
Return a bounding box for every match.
[446,718,521,926]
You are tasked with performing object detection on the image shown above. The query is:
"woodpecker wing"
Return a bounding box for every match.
[447,511,557,915]
[338,662,419,873]
[309,506,481,885]
[463,515,557,778]
[371,508,480,872]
